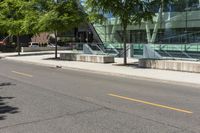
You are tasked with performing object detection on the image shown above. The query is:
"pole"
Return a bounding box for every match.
[123,25,127,65]
[185,9,188,43]
[55,31,58,59]
[17,35,20,56]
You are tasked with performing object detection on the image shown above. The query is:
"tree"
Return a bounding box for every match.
[0,0,39,55]
[85,0,155,65]
[37,0,86,59]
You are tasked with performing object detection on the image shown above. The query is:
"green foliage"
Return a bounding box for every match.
[85,0,155,27]
[85,0,177,26]
[0,0,86,35]
[37,0,86,33]
[85,0,174,64]
[0,0,39,36]
[0,0,86,56]
[0,0,23,35]
[85,0,157,64]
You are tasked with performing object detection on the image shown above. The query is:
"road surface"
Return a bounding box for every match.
[0,59,199,133]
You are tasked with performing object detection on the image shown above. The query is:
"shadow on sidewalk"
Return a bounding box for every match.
[43,57,61,61]
[0,82,19,121]
[113,62,140,69]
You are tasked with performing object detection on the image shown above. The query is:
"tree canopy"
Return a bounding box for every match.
[0,0,86,56]
[37,0,85,33]
[85,0,156,64]
[85,0,176,64]
[0,0,39,55]
[0,0,37,35]
[36,0,86,58]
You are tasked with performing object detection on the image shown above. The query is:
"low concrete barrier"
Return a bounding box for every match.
[76,54,114,63]
[60,53,77,61]
[21,47,67,52]
[59,53,115,63]
[139,59,200,73]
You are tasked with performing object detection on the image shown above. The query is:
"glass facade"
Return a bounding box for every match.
[92,0,200,44]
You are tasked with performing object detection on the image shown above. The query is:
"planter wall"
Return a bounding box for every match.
[76,54,114,63]
[60,53,77,61]
[21,47,68,52]
[60,53,114,63]
[139,59,200,73]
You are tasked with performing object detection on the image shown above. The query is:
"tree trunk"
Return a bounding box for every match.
[123,25,127,65]
[17,35,20,56]
[55,31,58,59]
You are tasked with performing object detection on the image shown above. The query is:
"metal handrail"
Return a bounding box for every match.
[118,46,130,57]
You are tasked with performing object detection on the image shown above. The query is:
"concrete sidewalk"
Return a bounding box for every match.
[1,51,200,86]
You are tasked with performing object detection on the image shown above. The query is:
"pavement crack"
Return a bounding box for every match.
[106,107,196,133]
[0,107,107,130]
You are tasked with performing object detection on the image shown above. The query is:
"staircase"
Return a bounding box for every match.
[92,24,107,43]
[83,44,105,55]
[133,44,200,60]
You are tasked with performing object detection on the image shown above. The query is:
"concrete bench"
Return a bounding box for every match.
[76,54,114,63]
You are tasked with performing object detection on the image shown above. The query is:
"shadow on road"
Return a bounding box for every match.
[0,82,15,90]
[0,82,13,87]
[0,82,19,121]
[0,97,19,121]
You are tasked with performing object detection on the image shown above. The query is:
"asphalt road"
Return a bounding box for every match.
[0,59,200,133]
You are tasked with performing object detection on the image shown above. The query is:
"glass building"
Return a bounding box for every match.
[91,0,200,45]
[52,0,200,46]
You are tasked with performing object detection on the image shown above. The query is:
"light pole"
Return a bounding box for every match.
[185,7,190,44]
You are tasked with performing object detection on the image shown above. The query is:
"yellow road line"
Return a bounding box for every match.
[12,71,33,78]
[108,93,193,114]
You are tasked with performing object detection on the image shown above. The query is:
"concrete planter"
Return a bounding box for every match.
[139,59,200,73]
[60,53,78,61]
[76,54,114,63]
[21,47,68,52]
[59,53,115,63]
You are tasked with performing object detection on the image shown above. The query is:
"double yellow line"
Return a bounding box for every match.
[108,93,193,114]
